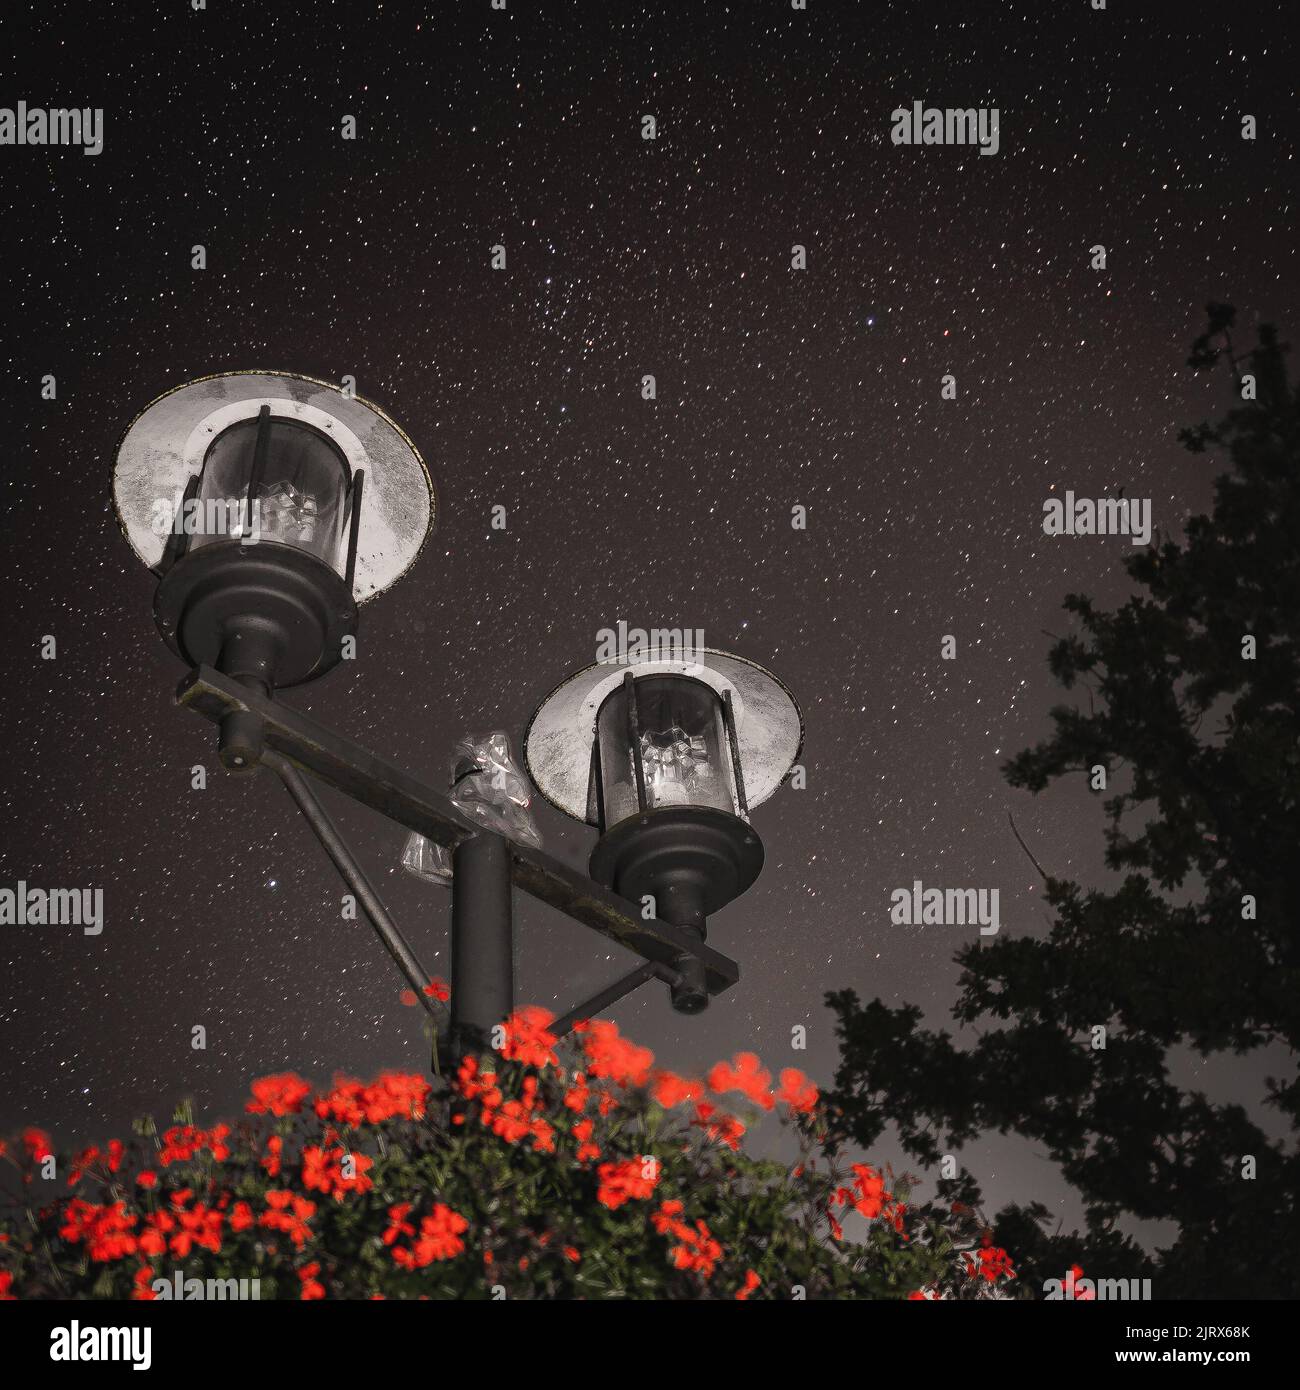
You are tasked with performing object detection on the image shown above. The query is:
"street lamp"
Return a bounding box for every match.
[112,371,434,766]
[524,650,803,1013]
[112,375,802,1064]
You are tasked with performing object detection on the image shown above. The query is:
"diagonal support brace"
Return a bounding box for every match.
[266,752,445,1048]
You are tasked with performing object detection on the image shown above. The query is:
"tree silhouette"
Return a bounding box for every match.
[826,306,1300,1299]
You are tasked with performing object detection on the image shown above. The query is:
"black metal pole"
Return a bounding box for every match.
[449,833,514,1058]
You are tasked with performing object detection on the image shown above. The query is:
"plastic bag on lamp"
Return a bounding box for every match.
[400,731,542,885]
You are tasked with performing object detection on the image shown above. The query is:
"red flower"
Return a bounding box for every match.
[498,1006,559,1069]
[260,1190,316,1248]
[575,1019,654,1087]
[382,1203,416,1246]
[157,1124,229,1167]
[596,1158,659,1210]
[1064,1263,1093,1299]
[301,1146,374,1200]
[22,1128,52,1163]
[562,1071,590,1112]
[652,1071,704,1108]
[229,1201,254,1232]
[691,1102,746,1151]
[261,1134,283,1179]
[390,1203,468,1268]
[651,1199,685,1234]
[423,978,450,1001]
[245,1072,312,1117]
[168,1201,223,1258]
[137,1209,174,1257]
[136,1170,157,1190]
[775,1068,818,1113]
[59,1198,139,1262]
[668,1219,723,1277]
[298,1261,326,1300]
[736,1269,761,1300]
[707,1052,775,1110]
[315,1072,431,1125]
[68,1145,100,1187]
[963,1237,1015,1283]
[131,1266,156,1301]
[572,1118,601,1163]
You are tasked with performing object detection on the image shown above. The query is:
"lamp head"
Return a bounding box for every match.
[113,371,435,695]
[524,648,802,1013]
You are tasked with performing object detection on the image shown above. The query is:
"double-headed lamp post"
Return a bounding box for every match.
[113,371,803,1065]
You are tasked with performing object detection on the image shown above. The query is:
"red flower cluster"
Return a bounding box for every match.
[775,1068,819,1113]
[1,1003,974,1301]
[399,977,451,1007]
[60,1199,139,1262]
[158,1123,230,1167]
[691,1102,747,1151]
[21,1128,53,1164]
[68,1139,124,1186]
[261,1134,283,1178]
[385,1202,468,1268]
[834,1163,888,1220]
[259,1190,316,1248]
[596,1157,660,1209]
[572,1117,601,1163]
[829,1163,908,1239]
[574,1019,654,1087]
[963,1235,1015,1284]
[454,1057,554,1152]
[314,1072,431,1126]
[245,1073,312,1117]
[152,1193,224,1259]
[298,1261,325,1300]
[708,1053,775,1111]
[652,1200,723,1278]
[651,1071,705,1108]
[301,1145,375,1200]
[499,1006,559,1069]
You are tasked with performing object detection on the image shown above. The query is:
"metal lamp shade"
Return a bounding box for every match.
[112,370,435,603]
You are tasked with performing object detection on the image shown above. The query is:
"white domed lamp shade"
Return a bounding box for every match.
[524,648,802,1012]
[113,371,435,766]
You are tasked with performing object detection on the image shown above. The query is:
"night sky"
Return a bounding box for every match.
[2,1,1296,1230]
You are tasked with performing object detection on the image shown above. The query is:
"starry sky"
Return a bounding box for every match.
[1,1,1296,1225]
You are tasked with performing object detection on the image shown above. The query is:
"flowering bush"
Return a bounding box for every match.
[0,1006,1016,1300]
